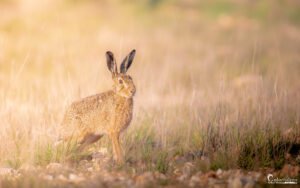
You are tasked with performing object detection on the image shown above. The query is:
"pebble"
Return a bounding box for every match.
[46,163,63,171]
[57,174,68,181]
[92,147,108,159]
[42,174,54,181]
[69,173,85,183]
[189,174,201,187]
[154,171,167,180]
[178,174,189,182]
[135,172,155,187]
[182,162,194,177]
[228,177,243,188]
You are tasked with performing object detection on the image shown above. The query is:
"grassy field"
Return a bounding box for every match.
[0,0,299,187]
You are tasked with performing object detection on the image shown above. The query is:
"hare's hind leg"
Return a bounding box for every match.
[78,133,103,151]
[109,132,124,164]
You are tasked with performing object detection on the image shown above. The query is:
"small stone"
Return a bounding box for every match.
[46,163,63,171]
[135,172,155,187]
[182,162,194,177]
[69,173,85,183]
[154,171,167,180]
[43,174,53,181]
[98,147,108,155]
[79,159,89,165]
[173,168,181,176]
[216,169,223,176]
[244,179,255,188]
[87,167,93,172]
[189,172,202,187]
[92,148,108,159]
[178,174,188,182]
[208,177,218,185]
[228,177,243,188]
[57,174,68,181]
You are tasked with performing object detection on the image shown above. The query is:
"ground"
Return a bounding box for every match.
[0,150,298,187]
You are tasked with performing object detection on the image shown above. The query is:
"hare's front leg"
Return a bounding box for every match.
[109,132,124,164]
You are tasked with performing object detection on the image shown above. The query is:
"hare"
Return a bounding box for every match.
[60,50,136,163]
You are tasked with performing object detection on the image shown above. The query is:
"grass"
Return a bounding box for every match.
[0,0,299,186]
[155,151,169,174]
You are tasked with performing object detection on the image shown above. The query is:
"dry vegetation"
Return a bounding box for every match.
[0,0,299,187]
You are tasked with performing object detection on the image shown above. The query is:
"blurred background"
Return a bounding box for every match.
[0,0,299,169]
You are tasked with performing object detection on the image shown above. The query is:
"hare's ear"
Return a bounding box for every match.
[106,51,118,77]
[120,49,136,74]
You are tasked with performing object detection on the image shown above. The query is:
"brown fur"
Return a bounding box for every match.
[60,50,136,163]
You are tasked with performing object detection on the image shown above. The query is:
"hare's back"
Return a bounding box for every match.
[63,91,114,128]
[71,91,114,113]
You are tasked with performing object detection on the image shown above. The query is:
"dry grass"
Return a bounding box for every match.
[0,0,299,184]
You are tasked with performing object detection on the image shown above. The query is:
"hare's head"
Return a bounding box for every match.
[106,50,136,98]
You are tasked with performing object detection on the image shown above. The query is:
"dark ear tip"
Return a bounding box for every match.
[130,49,136,56]
[106,51,113,56]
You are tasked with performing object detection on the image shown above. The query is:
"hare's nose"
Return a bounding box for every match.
[130,89,136,94]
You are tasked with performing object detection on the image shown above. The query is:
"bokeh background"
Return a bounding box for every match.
[0,0,299,172]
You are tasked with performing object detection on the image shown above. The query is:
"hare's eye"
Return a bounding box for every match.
[118,79,123,84]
